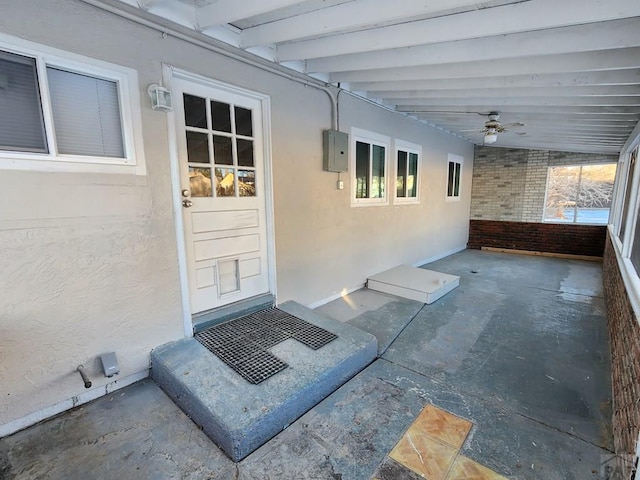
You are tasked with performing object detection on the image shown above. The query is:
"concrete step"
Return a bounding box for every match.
[151,301,377,462]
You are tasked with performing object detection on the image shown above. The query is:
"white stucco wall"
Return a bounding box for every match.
[0,0,473,432]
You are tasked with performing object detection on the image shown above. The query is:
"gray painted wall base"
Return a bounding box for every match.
[151,301,377,461]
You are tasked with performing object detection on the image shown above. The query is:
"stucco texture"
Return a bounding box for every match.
[0,0,473,429]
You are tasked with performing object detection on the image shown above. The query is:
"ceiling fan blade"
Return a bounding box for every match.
[459,128,485,132]
[502,122,526,128]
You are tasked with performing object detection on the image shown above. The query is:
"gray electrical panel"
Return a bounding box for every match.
[323,130,349,172]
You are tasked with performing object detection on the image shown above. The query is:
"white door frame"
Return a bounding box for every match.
[163,65,277,337]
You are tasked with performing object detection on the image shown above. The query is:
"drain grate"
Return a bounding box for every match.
[195,308,338,384]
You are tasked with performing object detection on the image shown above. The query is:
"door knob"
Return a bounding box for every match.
[182,199,193,208]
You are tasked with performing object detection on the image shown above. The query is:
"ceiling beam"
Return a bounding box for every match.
[387,96,640,107]
[348,70,640,92]
[331,48,640,83]
[398,106,640,114]
[277,0,640,61]
[306,18,640,73]
[370,86,640,100]
[241,0,493,48]
[196,0,304,30]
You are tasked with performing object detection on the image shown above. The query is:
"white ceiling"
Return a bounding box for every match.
[116,0,640,155]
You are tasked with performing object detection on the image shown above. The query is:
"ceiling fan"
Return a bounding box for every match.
[461,111,526,144]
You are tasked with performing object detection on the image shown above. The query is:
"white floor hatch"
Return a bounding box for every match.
[367,265,460,304]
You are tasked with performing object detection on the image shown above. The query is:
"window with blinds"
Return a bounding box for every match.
[0,36,143,173]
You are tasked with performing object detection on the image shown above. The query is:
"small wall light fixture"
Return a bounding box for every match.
[148,83,172,111]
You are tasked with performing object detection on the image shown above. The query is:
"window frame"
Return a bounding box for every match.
[350,127,390,207]
[542,163,617,226]
[0,32,145,175]
[446,153,463,201]
[394,139,421,205]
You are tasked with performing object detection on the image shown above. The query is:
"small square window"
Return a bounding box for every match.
[395,139,421,204]
[351,128,389,206]
[446,154,463,200]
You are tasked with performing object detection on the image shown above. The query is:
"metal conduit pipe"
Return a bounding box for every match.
[76,365,92,389]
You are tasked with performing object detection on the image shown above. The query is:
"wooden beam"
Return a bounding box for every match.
[196,0,304,30]
[278,0,640,60]
[307,18,640,73]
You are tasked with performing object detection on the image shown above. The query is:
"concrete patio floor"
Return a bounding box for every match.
[0,250,612,479]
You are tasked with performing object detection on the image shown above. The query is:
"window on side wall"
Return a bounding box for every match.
[543,163,617,225]
[0,35,144,174]
[395,139,421,204]
[350,128,389,206]
[617,148,637,240]
[446,154,463,200]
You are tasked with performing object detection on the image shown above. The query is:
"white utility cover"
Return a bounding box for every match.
[367,265,460,304]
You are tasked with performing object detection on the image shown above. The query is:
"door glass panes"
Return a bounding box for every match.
[355,141,370,199]
[189,167,212,197]
[238,170,256,197]
[186,131,209,164]
[211,101,231,133]
[237,139,254,167]
[213,135,232,165]
[371,145,385,198]
[454,162,461,196]
[235,106,253,136]
[215,167,235,197]
[183,94,207,128]
[0,50,47,153]
[183,94,256,198]
[397,150,407,197]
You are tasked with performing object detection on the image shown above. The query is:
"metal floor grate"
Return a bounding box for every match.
[195,308,338,384]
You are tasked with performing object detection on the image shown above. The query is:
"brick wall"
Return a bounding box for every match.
[468,219,607,257]
[602,233,640,458]
[472,146,618,222]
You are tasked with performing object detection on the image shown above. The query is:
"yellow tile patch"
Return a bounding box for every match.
[448,455,509,480]
[389,427,458,480]
[413,405,473,449]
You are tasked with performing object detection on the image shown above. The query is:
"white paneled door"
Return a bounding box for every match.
[173,77,271,314]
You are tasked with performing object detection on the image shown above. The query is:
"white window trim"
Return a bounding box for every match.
[0,32,146,175]
[445,153,463,202]
[542,163,617,226]
[350,127,390,207]
[394,138,421,205]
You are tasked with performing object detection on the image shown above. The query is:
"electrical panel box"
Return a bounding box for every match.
[323,130,348,172]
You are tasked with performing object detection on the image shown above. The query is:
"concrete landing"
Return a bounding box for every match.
[151,301,377,462]
[368,265,459,304]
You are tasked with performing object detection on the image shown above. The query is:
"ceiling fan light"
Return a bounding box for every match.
[484,132,498,144]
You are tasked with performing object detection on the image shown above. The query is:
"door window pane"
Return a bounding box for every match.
[183,94,207,128]
[186,131,209,164]
[237,139,254,167]
[397,150,407,197]
[215,167,235,197]
[0,50,47,153]
[238,170,256,197]
[211,100,231,133]
[235,106,253,137]
[371,144,385,199]
[213,134,232,165]
[47,67,124,158]
[355,141,370,199]
[189,167,212,197]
